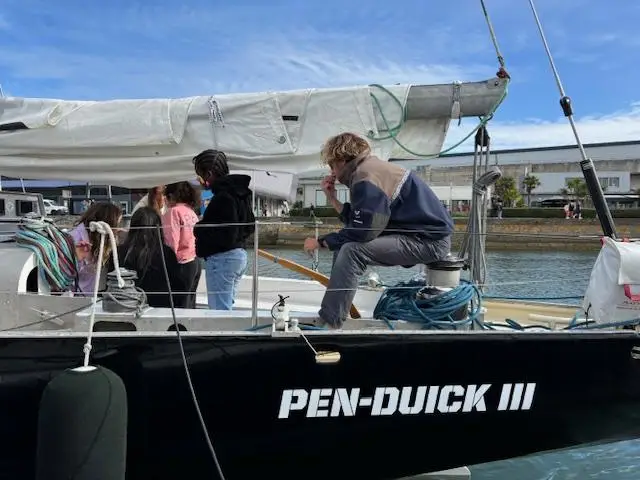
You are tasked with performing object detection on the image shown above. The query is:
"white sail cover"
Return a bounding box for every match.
[0,84,451,189]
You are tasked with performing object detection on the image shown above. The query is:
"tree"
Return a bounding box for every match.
[559,178,589,200]
[522,174,541,206]
[494,176,521,207]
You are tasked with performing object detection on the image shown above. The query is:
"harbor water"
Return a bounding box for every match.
[248,247,640,479]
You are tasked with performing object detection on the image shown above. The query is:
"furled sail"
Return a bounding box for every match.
[0,78,507,188]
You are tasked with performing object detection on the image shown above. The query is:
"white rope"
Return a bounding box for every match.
[81,220,124,367]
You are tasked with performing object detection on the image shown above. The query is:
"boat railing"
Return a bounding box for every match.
[1,210,596,331]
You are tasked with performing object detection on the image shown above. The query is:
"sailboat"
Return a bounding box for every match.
[1,1,640,480]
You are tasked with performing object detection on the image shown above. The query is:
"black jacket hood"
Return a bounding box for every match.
[211,174,252,199]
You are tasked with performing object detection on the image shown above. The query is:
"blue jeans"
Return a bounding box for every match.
[204,248,247,310]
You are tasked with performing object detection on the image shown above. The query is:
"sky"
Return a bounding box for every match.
[1,0,639,154]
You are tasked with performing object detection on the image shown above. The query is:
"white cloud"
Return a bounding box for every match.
[0,39,494,99]
[247,45,495,90]
[445,102,640,151]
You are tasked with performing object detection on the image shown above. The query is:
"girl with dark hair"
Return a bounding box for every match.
[117,206,187,308]
[162,181,202,308]
[69,201,122,296]
[192,149,255,310]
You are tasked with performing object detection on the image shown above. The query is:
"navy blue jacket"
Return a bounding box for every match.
[319,155,453,250]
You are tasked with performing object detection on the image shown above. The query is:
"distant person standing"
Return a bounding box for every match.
[574,201,582,220]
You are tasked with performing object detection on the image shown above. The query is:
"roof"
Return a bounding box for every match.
[0,180,87,188]
[391,139,640,160]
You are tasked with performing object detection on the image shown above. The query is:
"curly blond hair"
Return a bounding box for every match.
[321,132,371,165]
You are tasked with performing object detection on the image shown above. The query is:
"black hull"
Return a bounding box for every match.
[2,331,640,479]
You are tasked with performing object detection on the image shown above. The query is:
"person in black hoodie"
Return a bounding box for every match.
[193,149,255,310]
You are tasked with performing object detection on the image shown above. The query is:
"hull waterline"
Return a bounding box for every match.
[1,330,640,479]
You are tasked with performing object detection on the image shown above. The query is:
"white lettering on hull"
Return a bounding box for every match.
[278,383,537,419]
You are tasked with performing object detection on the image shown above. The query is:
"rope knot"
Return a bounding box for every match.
[88,221,111,235]
[496,67,510,80]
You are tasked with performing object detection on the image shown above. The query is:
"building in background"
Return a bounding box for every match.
[407,140,640,208]
[296,140,640,209]
[0,179,146,215]
[1,169,298,218]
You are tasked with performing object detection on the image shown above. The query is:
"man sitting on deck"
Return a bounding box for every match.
[303,132,453,329]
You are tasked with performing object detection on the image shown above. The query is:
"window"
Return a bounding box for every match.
[598,177,620,189]
[337,188,349,203]
[314,189,327,206]
[15,200,34,216]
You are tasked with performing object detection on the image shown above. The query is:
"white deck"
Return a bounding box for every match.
[0,241,589,337]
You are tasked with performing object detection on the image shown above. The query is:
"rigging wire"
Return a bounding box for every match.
[527,0,586,160]
[155,226,227,480]
[527,0,617,239]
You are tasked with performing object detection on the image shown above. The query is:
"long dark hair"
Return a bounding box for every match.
[164,181,199,210]
[76,201,122,264]
[121,207,164,277]
[193,149,229,189]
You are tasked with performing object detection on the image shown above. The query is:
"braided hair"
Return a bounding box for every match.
[193,149,229,188]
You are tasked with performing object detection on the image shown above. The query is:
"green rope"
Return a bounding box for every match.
[366,80,509,158]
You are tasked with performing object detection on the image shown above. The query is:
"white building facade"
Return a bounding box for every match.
[296,140,640,208]
[297,172,474,208]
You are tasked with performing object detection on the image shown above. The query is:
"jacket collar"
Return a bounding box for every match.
[337,152,370,187]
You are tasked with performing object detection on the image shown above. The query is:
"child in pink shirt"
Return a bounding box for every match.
[162,182,202,308]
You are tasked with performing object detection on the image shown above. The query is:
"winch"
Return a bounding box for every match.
[102,268,148,314]
[420,255,470,326]
[425,254,467,288]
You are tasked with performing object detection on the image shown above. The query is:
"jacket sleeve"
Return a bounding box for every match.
[194,193,240,251]
[319,180,391,251]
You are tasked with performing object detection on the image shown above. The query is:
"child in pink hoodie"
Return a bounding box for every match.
[162,182,201,308]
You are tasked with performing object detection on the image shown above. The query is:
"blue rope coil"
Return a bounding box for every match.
[372,279,640,332]
[373,279,484,330]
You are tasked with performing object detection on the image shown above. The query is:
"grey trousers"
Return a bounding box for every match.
[319,234,451,327]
